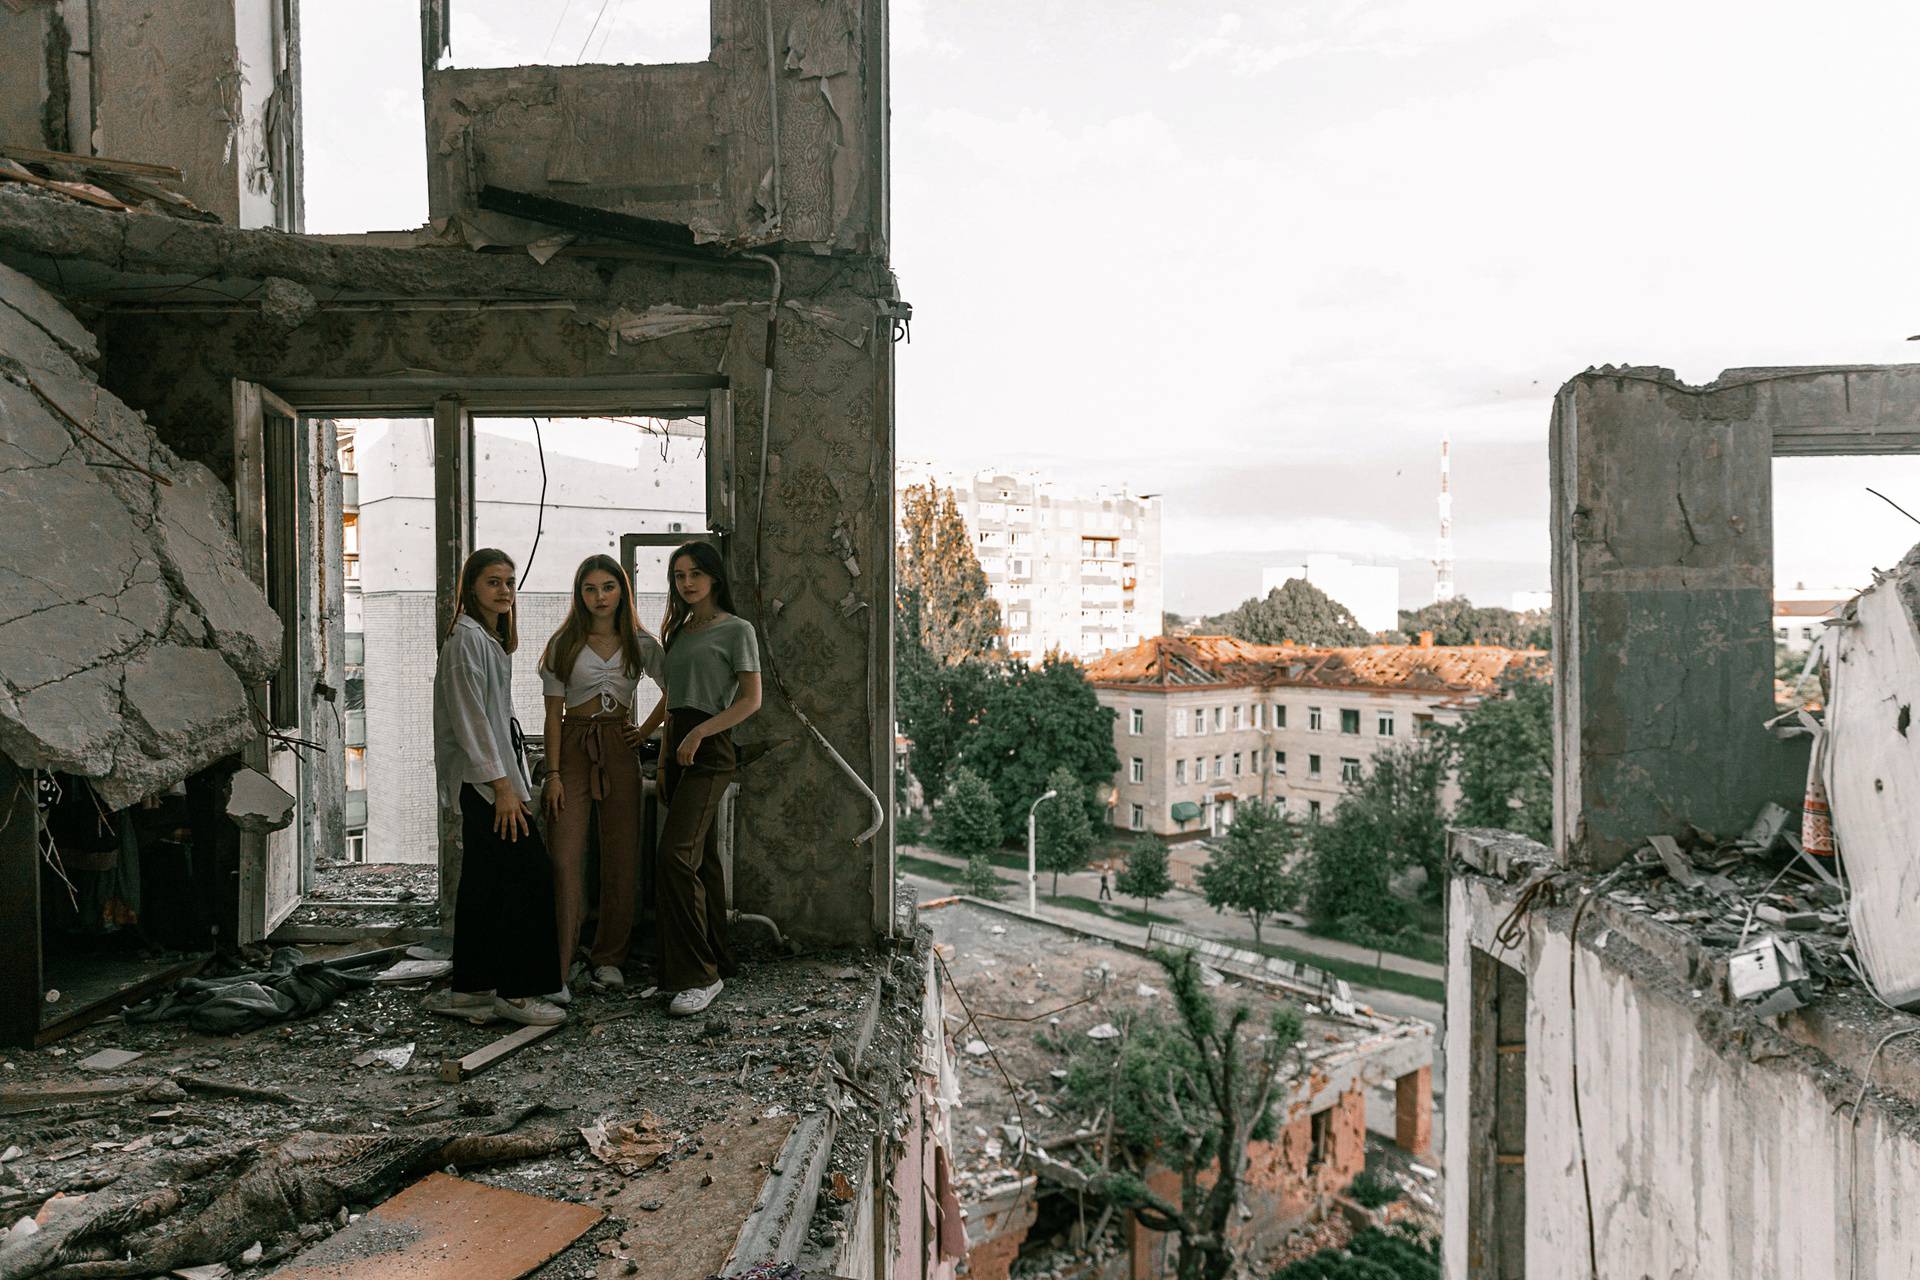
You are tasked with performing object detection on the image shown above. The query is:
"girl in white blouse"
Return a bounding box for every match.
[538,555,663,994]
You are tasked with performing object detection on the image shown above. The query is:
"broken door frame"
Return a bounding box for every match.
[244,376,731,936]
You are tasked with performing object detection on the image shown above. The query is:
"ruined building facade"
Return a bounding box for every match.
[1446,366,1920,1278]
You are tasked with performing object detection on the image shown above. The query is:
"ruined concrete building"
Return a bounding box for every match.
[0,3,942,1277]
[1447,366,1920,1277]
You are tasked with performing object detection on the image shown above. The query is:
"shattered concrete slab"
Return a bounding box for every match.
[0,260,280,807]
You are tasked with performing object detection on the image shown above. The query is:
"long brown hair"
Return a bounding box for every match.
[450,547,518,653]
[662,540,737,649]
[541,554,650,682]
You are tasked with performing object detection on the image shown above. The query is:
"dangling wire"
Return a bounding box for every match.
[523,416,549,589]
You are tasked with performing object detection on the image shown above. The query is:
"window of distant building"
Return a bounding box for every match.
[1130,803,1145,831]
[1176,759,1187,784]
[1253,703,1264,729]
[1378,711,1395,736]
[1174,709,1188,738]
[1308,754,1322,779]
[1309,799,1322,820]
[1232,752,1242,777]
[1340,708,1360,735]
[1275,751,1287,775]
[1213,706,1225,731]
[1213,755,1224,779]
[1309,706,1323,732]
[1273,703,1286,729]
[1340,757,1362,784]
[1233,705,1245,730]
[1131,757,1145,784]
[1129,708,1144,736]
[1194,708,1207,736]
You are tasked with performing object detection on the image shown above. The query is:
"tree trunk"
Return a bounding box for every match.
[1051,870,1060,897]
[1249,911,1264,946]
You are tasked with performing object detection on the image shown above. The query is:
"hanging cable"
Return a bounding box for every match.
[739,252,883,844]
[522,416,549,589]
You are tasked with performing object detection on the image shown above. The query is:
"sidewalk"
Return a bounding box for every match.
[900,844,1444,983]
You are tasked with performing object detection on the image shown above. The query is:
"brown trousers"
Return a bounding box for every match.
[547,712,642,972]
[656,708,738,993]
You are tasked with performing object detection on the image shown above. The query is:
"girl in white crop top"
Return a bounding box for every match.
[536,555,664,994]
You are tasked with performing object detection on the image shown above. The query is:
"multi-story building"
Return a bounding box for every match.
[1772,585,1850,653]
[898,464,1163,665]
[1089,634,1537,839]
[340,417,699,864]
[1262,555,1401,634]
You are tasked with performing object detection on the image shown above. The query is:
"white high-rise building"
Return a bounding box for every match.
[1262,555,1400,634]
[897,464,1164,665]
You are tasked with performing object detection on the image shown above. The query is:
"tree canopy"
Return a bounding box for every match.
[955,656,1119,845]
[1304,741,1448,936]
[1034,765,1095,895]
[896,481,1001,665]
[1398,597,1549,650]
[1116,838,1174,916]
[1196,798,1300,945]
[1215,579,1371,647]
[934,765,1003,859]
[1445,669,1553,844]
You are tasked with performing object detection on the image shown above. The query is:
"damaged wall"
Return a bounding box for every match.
[424,0,883,252]
[0,260,282,807]
[0,191,894,948]
[1444,862,1920,1280]
[0,0,299,229]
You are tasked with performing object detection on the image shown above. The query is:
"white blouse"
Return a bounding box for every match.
[539,636,663,712]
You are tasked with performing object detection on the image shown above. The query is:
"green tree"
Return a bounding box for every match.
[1034,765,1094,896]
[1398,597,1547,649]
[1062,950,1304,1280]
[897,482,1001,664]
[1195,798,1299,945]
[1273,1225,1440,1280]
[893,608,997,803]
[957,657,1119,845]
[1445,669,1552,844]
[961,855,1004,900]
[1304,742,1447,936]
[1163,610,1188,635]
[1222,579,1370,647]
[935,766,1002,860]
[1115,837,1174,917]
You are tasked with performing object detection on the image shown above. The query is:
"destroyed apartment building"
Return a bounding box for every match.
[0,2,949,1278]
[924,901,1437,1280]
[1446,365,1920,1278]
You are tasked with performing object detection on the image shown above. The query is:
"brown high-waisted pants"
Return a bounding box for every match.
[656,708,738,993]
[548,712,641,972]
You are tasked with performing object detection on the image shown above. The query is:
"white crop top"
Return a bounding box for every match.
[539,636,663,712]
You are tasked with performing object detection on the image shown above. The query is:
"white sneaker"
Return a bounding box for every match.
[547,983,573,1007]
[493,995,566,1026]
[424,989,497,1025]
[668,979,724,1017]
[593,965,625,992]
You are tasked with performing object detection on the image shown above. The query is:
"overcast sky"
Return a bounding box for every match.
[301,0,1920,615]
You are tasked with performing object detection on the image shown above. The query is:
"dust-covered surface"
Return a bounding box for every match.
[305,860,439,906]
[0,937,907,1279]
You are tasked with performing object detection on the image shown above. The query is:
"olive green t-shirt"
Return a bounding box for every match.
[663,615,760,715]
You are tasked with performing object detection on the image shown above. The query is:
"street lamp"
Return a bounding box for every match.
[1027,789,1058,917]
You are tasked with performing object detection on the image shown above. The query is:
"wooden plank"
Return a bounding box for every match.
[0,144,183,179]
[438,1022,562,1083]
[0,1077,167,1113]
[268,1172,601,1280]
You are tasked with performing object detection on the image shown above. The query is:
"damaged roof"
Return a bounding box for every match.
[0,260,280,806]
[1086,634,1540,696]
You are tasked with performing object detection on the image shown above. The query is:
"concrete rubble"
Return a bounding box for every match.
[0,261,280,809]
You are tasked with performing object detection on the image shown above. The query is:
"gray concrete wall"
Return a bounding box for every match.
[425,0,884,253]
[1446,869,1920,1279]
[1550,368,1784,868]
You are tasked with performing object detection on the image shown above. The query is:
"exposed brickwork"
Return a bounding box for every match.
[1395,1065,1433,1158]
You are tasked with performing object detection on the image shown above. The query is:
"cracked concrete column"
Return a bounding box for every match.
[1549,367,1783,868]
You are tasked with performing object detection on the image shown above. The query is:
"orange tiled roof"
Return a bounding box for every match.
[1086,634,1541,695]
[1773,599,1848,618]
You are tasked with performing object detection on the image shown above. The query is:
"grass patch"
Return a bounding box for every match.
[1306,922,1447,967]
[1048,894,1179,928]
[1246,939,1445,1005]
[898,854,971,889]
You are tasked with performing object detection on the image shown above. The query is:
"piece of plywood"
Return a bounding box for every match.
[268,1172,601,1280]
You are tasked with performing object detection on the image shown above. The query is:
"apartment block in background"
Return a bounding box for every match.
[1090,634,1537,839]
[898,463,1163,664]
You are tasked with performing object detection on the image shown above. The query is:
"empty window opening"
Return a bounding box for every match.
[1468,948,1528,1279]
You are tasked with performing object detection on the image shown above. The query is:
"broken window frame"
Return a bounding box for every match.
[238,375,731,923]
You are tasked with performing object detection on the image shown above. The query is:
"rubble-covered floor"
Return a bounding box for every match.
[0,939,901,1279]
